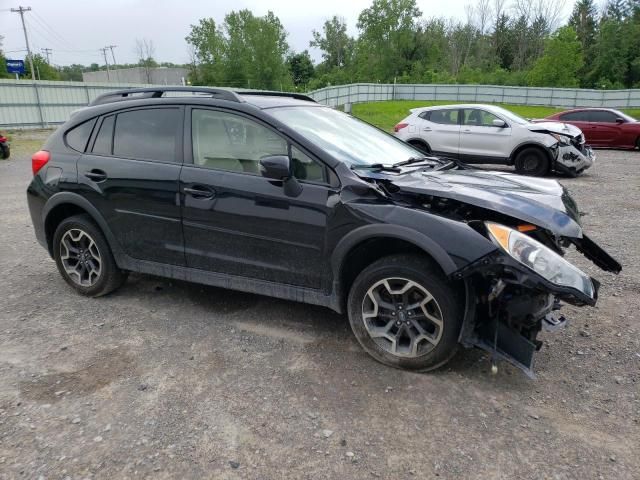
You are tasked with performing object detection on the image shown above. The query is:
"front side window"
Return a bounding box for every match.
[463,109,500,127]
[429,109,459,125]
[589,110,617,123]
[560,111,589,122]
[113,108,180,162]
[192,109,288,174]
[268,106,424,167]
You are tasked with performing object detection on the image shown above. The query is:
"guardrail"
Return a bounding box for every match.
[2,79,639,129]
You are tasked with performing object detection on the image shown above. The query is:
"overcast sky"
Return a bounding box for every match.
[1,0,577,67]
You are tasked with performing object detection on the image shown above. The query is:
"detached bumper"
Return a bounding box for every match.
[554,144,595,175]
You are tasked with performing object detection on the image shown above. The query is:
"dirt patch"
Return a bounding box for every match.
[19,348,135,403]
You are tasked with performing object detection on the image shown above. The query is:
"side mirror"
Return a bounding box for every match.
[260,155,291,180]
[492,119,506,128]
[615,117,625,124]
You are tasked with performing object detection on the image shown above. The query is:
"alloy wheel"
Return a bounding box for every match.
[59,228,102,287]
[361,277,444,357]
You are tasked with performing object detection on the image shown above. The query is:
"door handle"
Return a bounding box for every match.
[84,169,107,182]
[462,129,472,133]
[422,127,432,132]
[184,185,215,199]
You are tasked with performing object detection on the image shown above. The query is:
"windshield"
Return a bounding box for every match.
[491,106,530,125]
[611,109,637,122]
[268,106,423,167]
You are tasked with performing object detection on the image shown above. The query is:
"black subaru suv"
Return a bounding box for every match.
[27,87,621,377]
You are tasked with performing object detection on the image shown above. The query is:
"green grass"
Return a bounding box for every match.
[352,100,640,132]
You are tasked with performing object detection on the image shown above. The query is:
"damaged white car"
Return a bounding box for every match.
[394,104,595,177]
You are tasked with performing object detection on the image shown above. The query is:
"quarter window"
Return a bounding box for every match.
[113,108,181,162]
[66,118,97,152]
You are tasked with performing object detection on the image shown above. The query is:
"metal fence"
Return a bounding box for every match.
[2,79,640,129]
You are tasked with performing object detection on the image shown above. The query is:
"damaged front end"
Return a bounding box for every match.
[454,221,620,377]
[530,124,595,176]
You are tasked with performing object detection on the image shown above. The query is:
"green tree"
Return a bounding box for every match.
[310,16,354,69]
[0,35,8,79]
[186,10,291,89]
[23,54,59,80]
[286,51,314,88]
[528,27,583,87]
[355,0,422,81]
[569,0,599,51]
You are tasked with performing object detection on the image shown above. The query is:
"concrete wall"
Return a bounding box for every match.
[82,67,188,85]
[2,80,639,129]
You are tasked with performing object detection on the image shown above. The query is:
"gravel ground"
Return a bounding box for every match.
[0,131,638,480]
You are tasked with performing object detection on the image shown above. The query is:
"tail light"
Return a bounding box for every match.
[32,150,50,175]
[394,122,409,132]
[0,136,7,143]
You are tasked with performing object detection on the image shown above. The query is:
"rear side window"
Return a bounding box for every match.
[429,109,459,125]
[92,115,114,155]
[589,110,617,123]
[65,118,97,152]
[113,108,181,162]
[418,111,430,120]
[560,111,589,122]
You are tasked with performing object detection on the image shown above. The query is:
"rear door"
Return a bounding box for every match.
[180,107,337,289]
[458,108,512,163]
[588,110,622,146]
[420,108,461,158]
[77,107,185,265]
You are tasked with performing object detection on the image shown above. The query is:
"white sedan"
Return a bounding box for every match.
[393,104,595,176]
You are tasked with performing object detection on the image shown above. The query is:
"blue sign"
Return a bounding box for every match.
[6,59,25,75]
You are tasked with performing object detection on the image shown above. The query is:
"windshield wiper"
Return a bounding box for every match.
[393,156,445,167]
[351,163,401,173]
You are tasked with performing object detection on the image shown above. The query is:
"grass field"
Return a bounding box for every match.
[352,100,640,131]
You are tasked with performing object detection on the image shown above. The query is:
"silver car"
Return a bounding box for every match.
[394,104,595,176]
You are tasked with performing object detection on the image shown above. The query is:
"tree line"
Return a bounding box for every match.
[2,0,640,90]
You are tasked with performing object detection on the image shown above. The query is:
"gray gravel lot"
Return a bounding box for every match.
[0,132,638,479]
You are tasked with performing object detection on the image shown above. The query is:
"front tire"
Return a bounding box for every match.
[53,214,127,297]
[347,254,463,372]
[514,147,549,176]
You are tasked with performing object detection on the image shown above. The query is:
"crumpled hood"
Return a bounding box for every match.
[527,121,582,138]
[386,168,584,238]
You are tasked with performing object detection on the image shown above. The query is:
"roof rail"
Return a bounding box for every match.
[237,90,317,103]
[88,86,244,106]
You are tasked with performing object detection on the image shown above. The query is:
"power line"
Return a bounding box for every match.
[41,47,52,63]
[10,5,36,81]
[99,47,111,81]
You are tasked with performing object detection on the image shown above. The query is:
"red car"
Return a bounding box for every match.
[541,108,640,149]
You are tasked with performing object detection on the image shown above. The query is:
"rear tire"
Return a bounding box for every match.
[347,254,463,372]
[53,214,127,297]
[636,137,640,150]
[514,147,549,176]
[408,140,431,154]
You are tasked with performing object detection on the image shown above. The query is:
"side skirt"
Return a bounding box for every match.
[117,255,343,313]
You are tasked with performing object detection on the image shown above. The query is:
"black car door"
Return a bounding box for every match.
[180,107,337,289]
[76,106,185,265]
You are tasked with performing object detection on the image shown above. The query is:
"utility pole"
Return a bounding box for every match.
[10,6,36,81]
[107,45,119,82]
[99,47,111,82]
[41,47,52,64]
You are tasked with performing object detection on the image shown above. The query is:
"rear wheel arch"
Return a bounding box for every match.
[407,138,431,153]
[43,193,122,259]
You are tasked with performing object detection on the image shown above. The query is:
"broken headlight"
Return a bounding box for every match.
[549,133,572,146]
[485,222,594,299]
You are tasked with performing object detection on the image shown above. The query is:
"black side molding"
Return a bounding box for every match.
[572,234,622,274]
